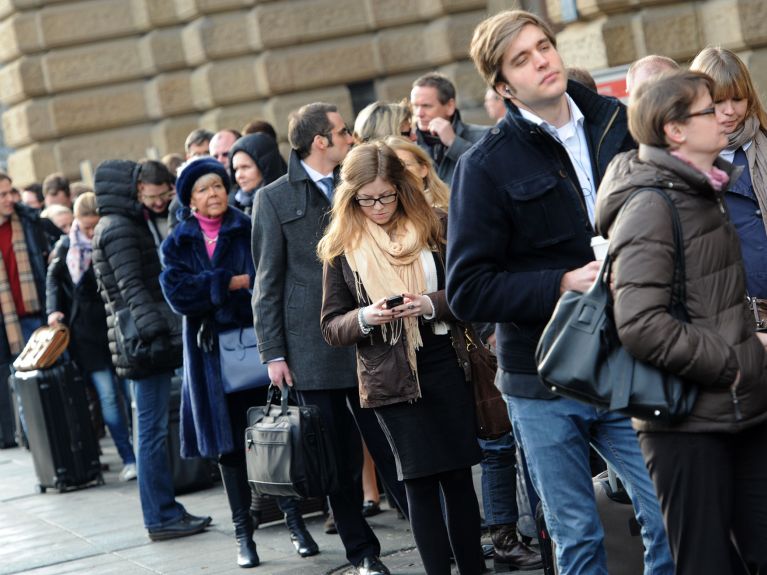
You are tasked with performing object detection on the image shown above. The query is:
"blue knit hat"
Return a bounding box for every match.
[175,156,231,207]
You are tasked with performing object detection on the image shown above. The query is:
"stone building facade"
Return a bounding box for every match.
[0,0,764,186]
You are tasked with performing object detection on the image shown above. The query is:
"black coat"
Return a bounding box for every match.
[92,159,182,379]
[446,81,635,398]
[46,236,112,373]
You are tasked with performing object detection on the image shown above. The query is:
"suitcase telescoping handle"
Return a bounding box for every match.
[265,384,289,416]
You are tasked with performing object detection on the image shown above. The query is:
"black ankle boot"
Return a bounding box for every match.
[219,463,260,568]
[490,523,543,571]
[279,497,319,557]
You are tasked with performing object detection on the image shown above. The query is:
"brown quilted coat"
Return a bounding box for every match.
[595,145,767,433]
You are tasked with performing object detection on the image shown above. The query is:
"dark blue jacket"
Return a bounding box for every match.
[0,203,49,363]
[446,81,635,398]
[160,207,254,458]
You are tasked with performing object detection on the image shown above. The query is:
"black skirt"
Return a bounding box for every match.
[374,324,481,480]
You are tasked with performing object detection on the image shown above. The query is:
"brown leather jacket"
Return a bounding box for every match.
[320,244,472,409]
[596,145,767,433]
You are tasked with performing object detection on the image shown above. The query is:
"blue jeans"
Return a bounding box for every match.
[90,369,135,465]
[131,372,184,530]
[505,394,674,575]
[478,433,518,526]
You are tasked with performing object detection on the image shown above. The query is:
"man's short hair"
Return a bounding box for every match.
[42,172,70,198]
[567,67,598,92]
[184,129,214,154]
[470,10,557,89]
[288,103,338,160]
[412,72,456,105]
[0,172,12,185]
[138,160,175,186]
[242,120,278,140]
[626,55,680,94]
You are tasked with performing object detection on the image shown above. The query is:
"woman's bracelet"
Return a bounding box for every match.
[358,307,373,335]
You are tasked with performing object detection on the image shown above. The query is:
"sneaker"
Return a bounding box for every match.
[119,463,137,482]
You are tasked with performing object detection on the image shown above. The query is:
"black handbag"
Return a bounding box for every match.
[535,187,698,424]
[218,327,269,394]
[245,386,339,499]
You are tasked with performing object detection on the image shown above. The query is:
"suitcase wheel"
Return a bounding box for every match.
[35,484,46,494]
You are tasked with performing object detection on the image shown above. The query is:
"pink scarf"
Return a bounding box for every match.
[66,219,92,285]
[193,212,223,259]
[670,150,730,191]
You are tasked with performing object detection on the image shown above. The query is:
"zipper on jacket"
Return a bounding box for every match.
[730,384,743,421]
[594,107,620,181]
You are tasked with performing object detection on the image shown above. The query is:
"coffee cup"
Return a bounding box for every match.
[591,235,609,260]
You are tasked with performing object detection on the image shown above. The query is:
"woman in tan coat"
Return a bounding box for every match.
[595,70,767,574]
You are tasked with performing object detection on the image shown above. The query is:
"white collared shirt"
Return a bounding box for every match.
[719,139,752,163]
[300,160,334,200]
[519,95,597,226]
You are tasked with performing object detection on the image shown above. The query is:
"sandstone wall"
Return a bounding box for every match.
[0,0,765,185]
[0,0,491,185]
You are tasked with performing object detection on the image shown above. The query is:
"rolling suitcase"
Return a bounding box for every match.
[0,363,17,448]
[593,468,644,575]
[13,362,103,492]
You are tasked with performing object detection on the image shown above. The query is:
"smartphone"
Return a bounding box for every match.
[384,294,404,309]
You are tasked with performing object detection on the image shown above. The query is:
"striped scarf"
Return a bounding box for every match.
[0,212,41,354]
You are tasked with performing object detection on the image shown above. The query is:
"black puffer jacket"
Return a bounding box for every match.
[92,159,182,379]
[227,133,287,215]
[596,145,767,433]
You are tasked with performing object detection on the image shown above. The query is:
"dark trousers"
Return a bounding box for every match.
[405,467,483,575]
[296,387,406,566]
[639,421,767,575]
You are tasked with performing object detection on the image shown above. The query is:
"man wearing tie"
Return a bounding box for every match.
[251,102,403,575]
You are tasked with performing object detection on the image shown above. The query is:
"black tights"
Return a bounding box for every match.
[404,467,482,575]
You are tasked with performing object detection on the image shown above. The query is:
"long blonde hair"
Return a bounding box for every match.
[690,47,767,130]
[317,142,443,264]
[383,136,450,210]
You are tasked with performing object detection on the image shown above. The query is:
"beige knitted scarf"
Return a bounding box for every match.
[0,212,41,354]
[346,218,426,374]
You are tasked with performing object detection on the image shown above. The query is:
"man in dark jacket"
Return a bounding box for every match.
[92,159,210,542]
[446,11,673,575]
[0,173,49,446]
[251,102,403,575]
[411,72,488,187]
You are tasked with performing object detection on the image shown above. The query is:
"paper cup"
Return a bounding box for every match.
[590,235,609,260]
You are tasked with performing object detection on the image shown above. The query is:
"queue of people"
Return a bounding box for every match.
[4,8,767,575]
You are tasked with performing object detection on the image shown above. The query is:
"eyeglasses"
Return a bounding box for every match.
[142,190,174,202]
[400,130,412,138]
[355,193,397,207]
[684,106,716,119]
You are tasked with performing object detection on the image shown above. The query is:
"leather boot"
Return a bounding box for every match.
[279,497,320,557]
[490,524,543,571]
[249,483,267,529]
[219,463,260,568]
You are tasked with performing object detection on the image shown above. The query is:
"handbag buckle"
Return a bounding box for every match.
[464,328,477,352]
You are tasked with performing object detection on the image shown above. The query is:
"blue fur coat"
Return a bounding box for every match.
[160,207,255,458]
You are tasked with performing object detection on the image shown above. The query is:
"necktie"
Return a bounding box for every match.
[318,177,334,201]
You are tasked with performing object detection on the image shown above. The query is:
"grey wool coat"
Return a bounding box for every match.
[251,150,357,391]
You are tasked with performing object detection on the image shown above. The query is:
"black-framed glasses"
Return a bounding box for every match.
[355,193,397,207]
[684,106,716,119]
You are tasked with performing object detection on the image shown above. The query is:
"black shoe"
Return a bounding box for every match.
[282,498,319,557]
[355,555,391,575]
[183,511,212,527]
[361,500,382,517]
[148,514,209,542]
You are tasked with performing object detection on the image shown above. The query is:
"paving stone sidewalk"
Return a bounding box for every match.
[0,440,544,575]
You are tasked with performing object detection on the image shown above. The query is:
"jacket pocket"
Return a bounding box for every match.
[505,172,577,248]
[286,282,306,336]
